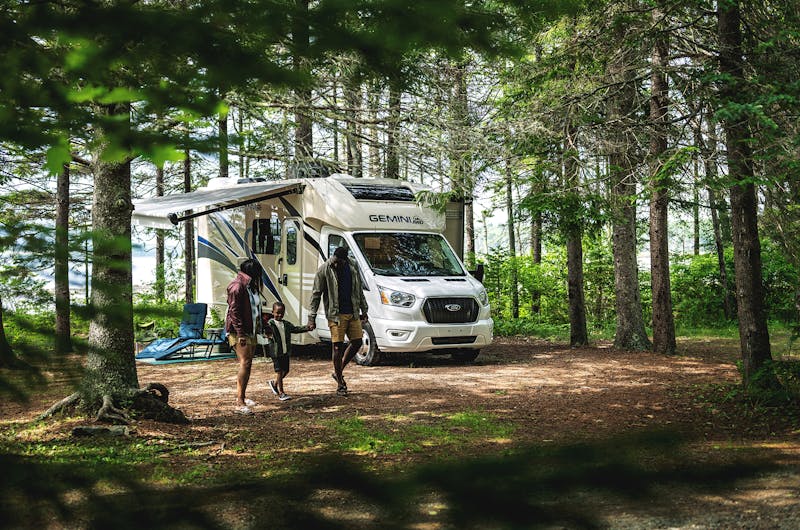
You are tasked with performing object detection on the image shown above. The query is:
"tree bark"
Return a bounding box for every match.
[155,164,166,303]
[449,59,474,267]
[648,7,676,355]
[293,0,312,164]
[718,1,776,390]
[701,117,735,320]
[505,161,519,319]
[345,80,362,177]
[530,210,542,314]
[608,29,650,351]
[55,161,73,354]
[184,150,194,303]
[368,81,381,178]
[85,103,139,400]
[0,294,17,367]
[219,109,229,179]
[465,200,475,269]
[564,124,588,346]
[385,84,401,179]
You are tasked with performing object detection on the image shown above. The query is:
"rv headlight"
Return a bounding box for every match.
[378,285,415,307]
[477,287,489,306]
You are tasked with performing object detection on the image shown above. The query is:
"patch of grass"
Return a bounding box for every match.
[327,410,516,456]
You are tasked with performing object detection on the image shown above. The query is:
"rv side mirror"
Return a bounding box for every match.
[471,263,484,283]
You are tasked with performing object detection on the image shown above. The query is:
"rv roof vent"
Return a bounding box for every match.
[401,278,430,282]
[343,183,415,202]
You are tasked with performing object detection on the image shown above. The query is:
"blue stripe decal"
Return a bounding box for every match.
[200,213,282,303]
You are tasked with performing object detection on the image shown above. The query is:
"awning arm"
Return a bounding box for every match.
[167,184,303,225]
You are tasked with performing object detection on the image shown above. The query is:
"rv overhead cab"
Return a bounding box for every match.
[133,174,493,365]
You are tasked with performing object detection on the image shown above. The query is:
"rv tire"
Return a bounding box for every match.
[354,321,380,366]
[451,349,480,363]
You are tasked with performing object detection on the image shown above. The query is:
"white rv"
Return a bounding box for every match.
[133,174,493,365]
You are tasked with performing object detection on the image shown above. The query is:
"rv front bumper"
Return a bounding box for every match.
[371,317,494,353]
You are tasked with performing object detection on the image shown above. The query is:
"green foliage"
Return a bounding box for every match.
[327,410,513,456]
[133,301,185,341]
[671,245,798,328]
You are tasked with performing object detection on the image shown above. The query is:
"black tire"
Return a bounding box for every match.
[451,349,480,363]
[354,321,380,366]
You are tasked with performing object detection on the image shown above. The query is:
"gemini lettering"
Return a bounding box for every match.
[368,214,424,224]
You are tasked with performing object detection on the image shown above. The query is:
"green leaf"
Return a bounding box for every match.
[66,85,107,103]
[45,139,70,175]
[98,87,145,104]
[146,145,185,168]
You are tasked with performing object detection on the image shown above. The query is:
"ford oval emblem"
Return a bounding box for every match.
[445,304,462,312]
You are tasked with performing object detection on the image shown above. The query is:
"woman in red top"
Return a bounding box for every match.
[225,258,265,414]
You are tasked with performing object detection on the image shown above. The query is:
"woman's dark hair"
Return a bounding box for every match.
[240,258,264,294]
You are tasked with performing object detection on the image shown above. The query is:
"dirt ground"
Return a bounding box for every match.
[5,336,800,529]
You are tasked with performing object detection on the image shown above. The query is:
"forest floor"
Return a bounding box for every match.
[3,336,800,529]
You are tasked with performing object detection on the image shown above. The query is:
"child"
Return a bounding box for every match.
[266,301,311,401]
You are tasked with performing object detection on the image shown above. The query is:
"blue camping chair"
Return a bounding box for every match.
[136,303,225,361]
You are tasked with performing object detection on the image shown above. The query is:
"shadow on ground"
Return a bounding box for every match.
[0,430,779,529]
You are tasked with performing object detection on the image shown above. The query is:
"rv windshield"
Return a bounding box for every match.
[353,232,465,277]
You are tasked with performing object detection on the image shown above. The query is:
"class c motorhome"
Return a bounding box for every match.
[132,174,493,365]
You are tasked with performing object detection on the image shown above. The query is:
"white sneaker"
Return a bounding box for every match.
[234,406,253,415]
[279,393,292,401]
[268,380,278,395]
[244,398,256,407]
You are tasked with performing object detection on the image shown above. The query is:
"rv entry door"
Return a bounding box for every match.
[278,217,303,324]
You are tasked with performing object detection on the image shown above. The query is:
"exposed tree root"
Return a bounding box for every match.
[37,391,80,421]
[38,382,188,425]
[131,382,188,424]
[96,394,131,424]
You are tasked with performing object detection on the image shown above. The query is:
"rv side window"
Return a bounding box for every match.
[271,213,281,254]
[252,219,273,254]
[286,220,299,265]
[328,234,349,258]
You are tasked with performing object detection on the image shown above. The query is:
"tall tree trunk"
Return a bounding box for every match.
[368,81,381,178]
[332,76,339,166]
[648,8,676,355]
[55,161,73,354]
[293,0,312,164]
[701,116,735,319]
[155,164,166,303]
[718,1,776,390]
[345,80,362,177]
[184,150,194,303]
[505,161,519,319]
[564,125,588,346]
[86,103,138,399]
[219,109,229,180]
[238,108,245,180]
[530,210,542,314]
[449,59,475,267]
[385,84,401,179]
[0,294,17,367]
[465,200,475,268]
[608,38,651,351]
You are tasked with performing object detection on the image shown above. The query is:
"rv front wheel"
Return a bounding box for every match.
[354,321,380,366]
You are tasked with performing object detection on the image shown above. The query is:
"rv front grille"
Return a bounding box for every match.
[431,336,477,345]
[423,298,478,324]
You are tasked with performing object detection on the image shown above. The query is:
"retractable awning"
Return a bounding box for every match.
[133,181,304,229]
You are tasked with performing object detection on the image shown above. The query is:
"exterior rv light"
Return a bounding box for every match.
[477,287,489,306]
[378,285,415,307]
